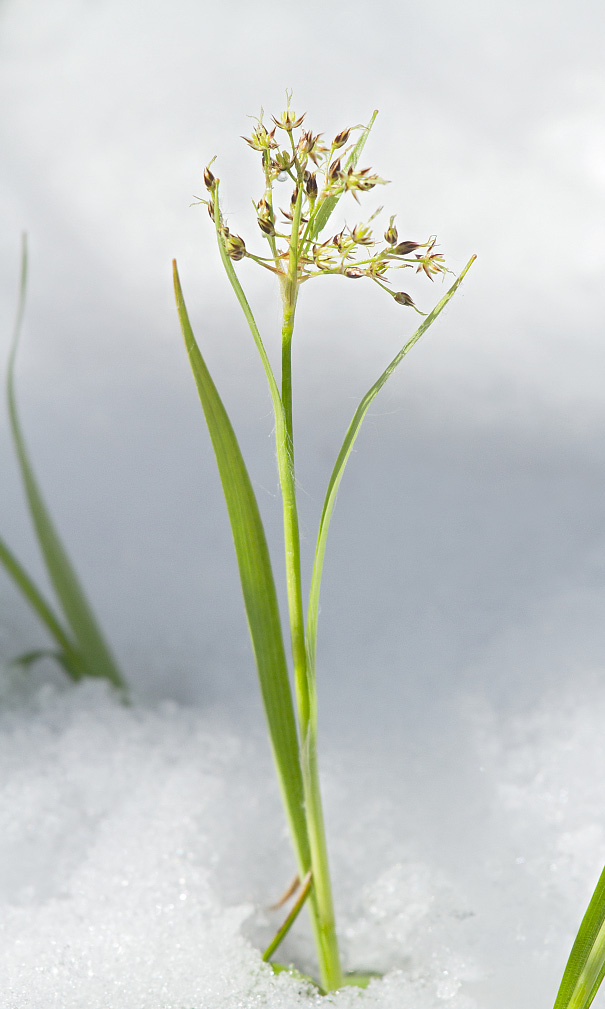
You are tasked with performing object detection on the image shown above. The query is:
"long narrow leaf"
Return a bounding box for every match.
[553,866,605,1009]
[308,110,379,241]
[306,256,476,677]
[5,235,126,691]
[172,259,311,876]
[0,533,84,676]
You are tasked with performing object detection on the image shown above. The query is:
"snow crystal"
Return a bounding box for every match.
[0,670,604,1008]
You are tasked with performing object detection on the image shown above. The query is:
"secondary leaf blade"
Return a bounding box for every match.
[5,235,126,692]
[306,256,476,676]
[0,534,71,651]
[172,259,311,876]
[309,110,379,241]
[553,866,605,1009]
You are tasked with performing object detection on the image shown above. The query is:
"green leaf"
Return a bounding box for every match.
[267,962,327,996]
[0,534,73,655]
[306,256,476,679]
[553,865,605,1009]
[172,259,311,877]
[308,110,379,241]
[4,235,126,693]
[8,647,84,680]
[340,971,383,989]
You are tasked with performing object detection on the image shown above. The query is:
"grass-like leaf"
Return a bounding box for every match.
[553,865,605,1009]
[0,534,85,678]
[306,256,477,680]
[172,259,311,877]
[2,235,126,692]
[308,110,379,242]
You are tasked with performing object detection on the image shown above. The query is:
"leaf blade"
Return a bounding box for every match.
[172,259,311,876]
[308,110,379,241]
[554,866,605,1009]
[5,236,126,692]
[306,256,476,677]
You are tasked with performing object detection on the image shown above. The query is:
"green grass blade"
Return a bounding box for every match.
[308,110,379,241]
[0,533,87,679]
[5,235,126,692]
[0,533,73,654]
[262,869,313,963]
[306,256,476,676]
[553,866,605,1009]
[9,647,85,680]
[172,259,311,876]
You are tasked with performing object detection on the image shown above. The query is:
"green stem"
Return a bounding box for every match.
[277,186,343,991]
[210,185,341,988]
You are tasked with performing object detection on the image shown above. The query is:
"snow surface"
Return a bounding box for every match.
[1,670,604,1009]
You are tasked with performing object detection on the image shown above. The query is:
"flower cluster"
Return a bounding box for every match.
[197,100,451,312]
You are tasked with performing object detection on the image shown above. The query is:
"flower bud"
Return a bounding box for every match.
[327,157,342,183]
[384,215,398,245]
[333,128,351,149]
[258,217,276,236]
[392,241,420,256]
[344,266,365,278]
[225,233,246,261]
[207,199,215,222]
[394,291,416,307]
[257,197,271,221]
[304,171,318,200]
[203,166,216,191]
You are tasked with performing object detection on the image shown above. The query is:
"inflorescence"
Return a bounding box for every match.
[196,99,451,314]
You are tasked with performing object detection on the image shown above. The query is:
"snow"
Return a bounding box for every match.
[1,671,603,1009]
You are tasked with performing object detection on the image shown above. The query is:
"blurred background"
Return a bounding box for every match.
[0,0,604,748]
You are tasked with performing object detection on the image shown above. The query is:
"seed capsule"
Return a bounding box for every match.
[394,291,416,307]
[203,166,216,191]
[344,266,365,278]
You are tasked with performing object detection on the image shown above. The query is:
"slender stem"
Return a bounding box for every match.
[277,184,343,990]
[210,183,341,988]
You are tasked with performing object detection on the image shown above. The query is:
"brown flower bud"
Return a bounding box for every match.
[392,241,420,256]
[327,157,342,183]
[384,216,398,245]
[394,291,416,307]
[207,199,215,222]
[257,197,271,221]
[333,128,351,150]
[258,217,276,236]
[344,266,365,278]
[203,166,216,191]
[304,171,318,200]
